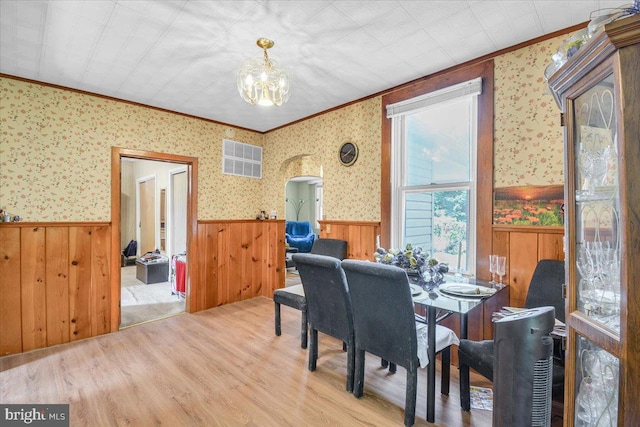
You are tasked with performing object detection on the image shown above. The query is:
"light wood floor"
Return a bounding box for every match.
[0,295,494,426]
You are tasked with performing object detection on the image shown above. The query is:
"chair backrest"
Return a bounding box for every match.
[341,260,418,370]
[293,253,353,342]
[310,238,348,260]
[525,259,565,323]
[286,221,313,237]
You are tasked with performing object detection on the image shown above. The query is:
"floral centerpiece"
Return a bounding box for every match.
[374,244,448,286]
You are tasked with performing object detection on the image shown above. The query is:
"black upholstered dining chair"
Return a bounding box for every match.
[273,238,347,348]
[293,253,355,392]
[341,260,459,427]
[458,259,566,411]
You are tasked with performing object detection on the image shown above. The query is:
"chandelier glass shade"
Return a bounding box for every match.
[237,38,291,107]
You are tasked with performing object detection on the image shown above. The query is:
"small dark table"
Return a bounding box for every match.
[136,260,169,284]
[412,279,509,423]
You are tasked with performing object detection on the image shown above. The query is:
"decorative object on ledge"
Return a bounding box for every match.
[375,244,448,288]
[543,0,639,82]
[237,38,291,107]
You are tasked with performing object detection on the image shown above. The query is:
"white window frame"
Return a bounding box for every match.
[387,78,481,275]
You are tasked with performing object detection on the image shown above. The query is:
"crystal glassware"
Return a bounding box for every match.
[489,254,497,283]
[496,256,506,285]
[579,146,610,193]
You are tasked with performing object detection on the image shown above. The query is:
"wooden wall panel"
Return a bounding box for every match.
[318,220,380,261]
[69,226,93,341]
[538,232,564,261]
[45,227,70,346]
[21,226,47,352]
[1,219,283,355]
[492,226,565,307]
[261,222,273,298]
[228,223,243,303]
[195,224,206,310]
[217,223,230,307]
[90,226,111,337]
[252,222,263,296]
[275,221,285,291]
[195,220,285,312]
[262,220,285,298]
[508,232,540,307]
[0,227,22,356]
[195,224,206,309]
[0,223,112,356]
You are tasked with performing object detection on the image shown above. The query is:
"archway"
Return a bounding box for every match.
[280,155,323,233]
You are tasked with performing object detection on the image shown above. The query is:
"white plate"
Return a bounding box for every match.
[439,283,496,298]
[410,284,423,296]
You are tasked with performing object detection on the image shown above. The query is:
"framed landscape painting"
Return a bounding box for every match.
[493,185,564,226]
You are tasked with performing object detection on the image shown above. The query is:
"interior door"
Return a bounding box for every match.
[139,178,155,254]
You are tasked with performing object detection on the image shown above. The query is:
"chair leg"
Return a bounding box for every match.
[274,301,281,336]
[389,362,397,374]
[381,359,389,368]
[345,341,355,393]
[353,349,366,398]
[309,328,318,371]
[460,361,471,411]
[404,367,417,427]
[440,347,450,395]
[301,307,308,349]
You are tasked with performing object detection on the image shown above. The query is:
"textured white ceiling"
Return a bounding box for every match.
[0,0,624,132]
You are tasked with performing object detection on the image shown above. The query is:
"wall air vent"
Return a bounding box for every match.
[222,139,262,179]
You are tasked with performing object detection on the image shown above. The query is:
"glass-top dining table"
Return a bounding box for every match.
[411,278,509,423]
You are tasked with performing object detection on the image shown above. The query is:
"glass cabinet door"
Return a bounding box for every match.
[573,73,621,334]
[574,336,619,426]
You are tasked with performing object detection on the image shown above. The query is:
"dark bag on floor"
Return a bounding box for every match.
[123,240,137,257]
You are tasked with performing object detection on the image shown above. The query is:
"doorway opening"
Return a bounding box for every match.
[120,159,187,327]
[285,176,323,232]
[110,147,198,332]
[284,176,322,275]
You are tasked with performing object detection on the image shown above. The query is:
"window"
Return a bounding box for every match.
[222,139,262,178]
[387,78,481,275]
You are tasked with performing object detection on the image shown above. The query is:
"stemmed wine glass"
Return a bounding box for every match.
[496,256,506,285]
[489,254,497,283]
[579,146,610,193]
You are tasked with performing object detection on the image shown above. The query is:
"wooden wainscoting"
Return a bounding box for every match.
[194,220,285,311]
[318,220,380,261]
[0,223,111,357]
[492,225,564,307]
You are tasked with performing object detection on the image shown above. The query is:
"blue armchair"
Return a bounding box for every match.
[285,221,316,253]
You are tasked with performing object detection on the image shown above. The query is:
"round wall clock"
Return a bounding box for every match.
[339,142,359,166]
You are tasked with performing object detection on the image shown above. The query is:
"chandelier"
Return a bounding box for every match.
[237,38,291,107]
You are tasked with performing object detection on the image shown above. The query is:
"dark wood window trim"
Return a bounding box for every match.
[380,60,494,280]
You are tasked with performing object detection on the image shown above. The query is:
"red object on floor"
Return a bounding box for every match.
[175,260,186,293]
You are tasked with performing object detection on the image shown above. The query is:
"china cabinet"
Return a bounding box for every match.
[547,15,640,426]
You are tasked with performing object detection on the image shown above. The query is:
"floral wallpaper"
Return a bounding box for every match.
[493,33,567,188]
[263,98,382,222]
[0,77,263,221]
[1,32,571,223]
